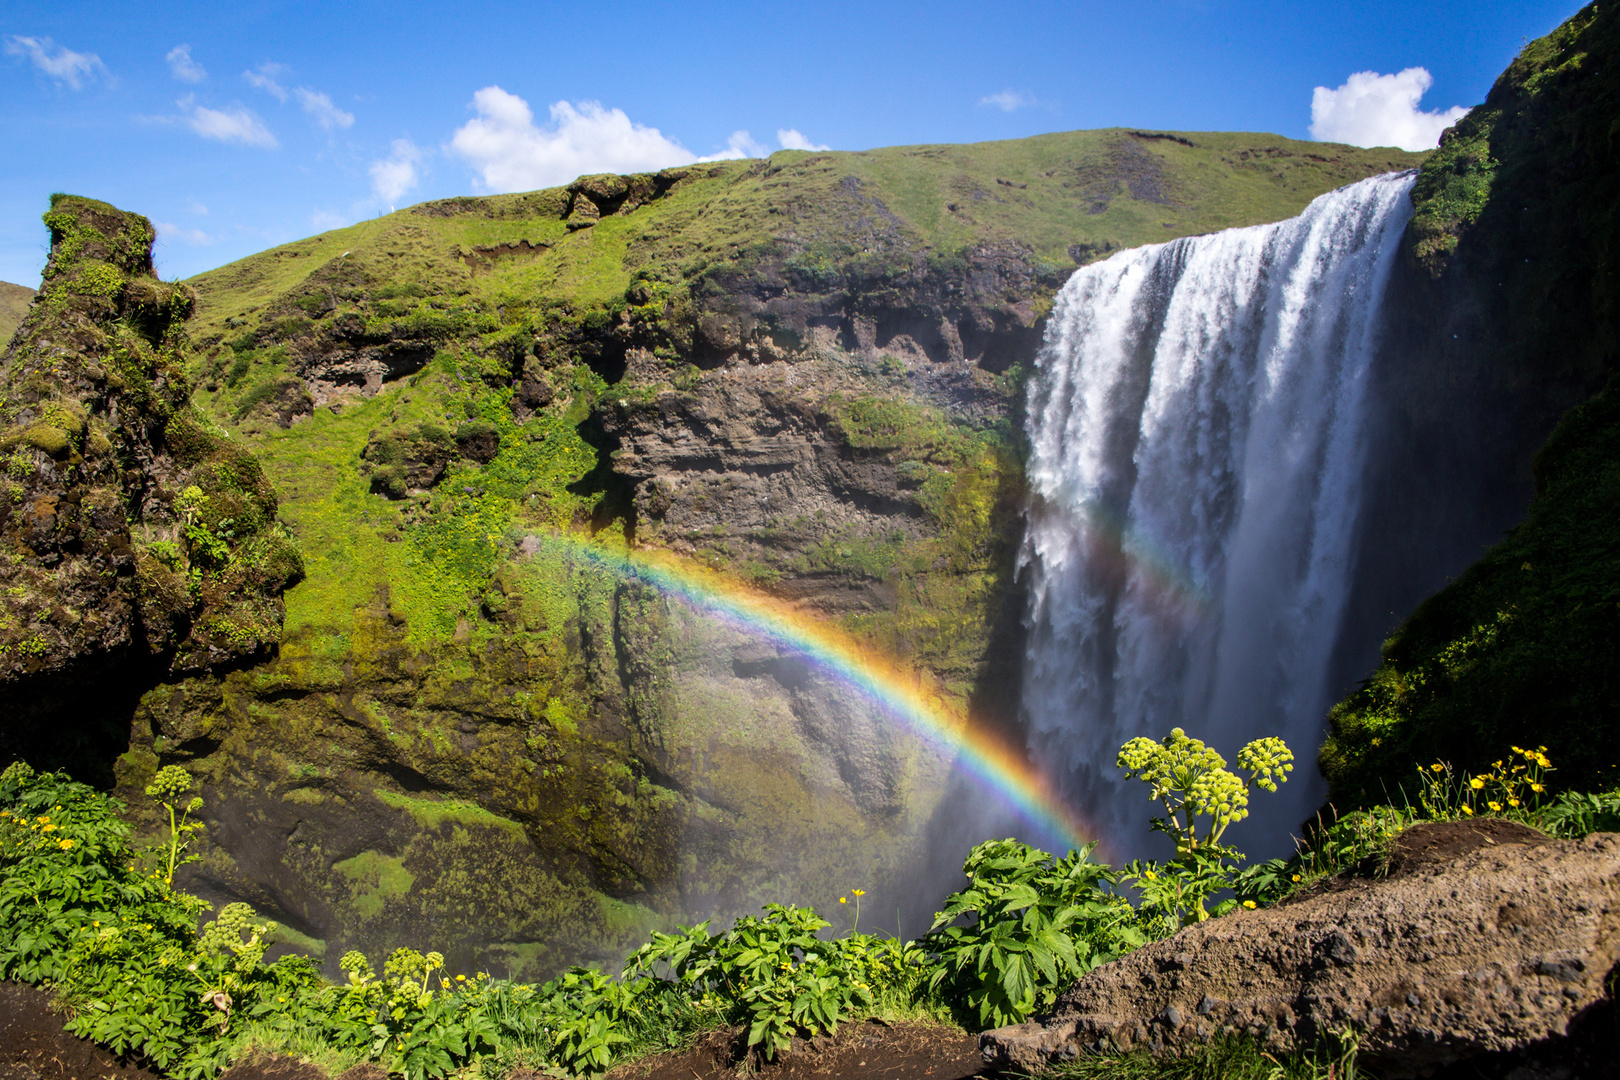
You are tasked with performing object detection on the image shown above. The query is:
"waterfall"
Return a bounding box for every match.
[1020,171,1417,858]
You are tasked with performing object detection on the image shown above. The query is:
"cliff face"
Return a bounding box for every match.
[77,131,1412,978]
[0,197,301,779]
[1323,3,1620,800]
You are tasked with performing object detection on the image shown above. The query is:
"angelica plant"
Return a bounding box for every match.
[144,765,205,888]
[1116,729,1293,923]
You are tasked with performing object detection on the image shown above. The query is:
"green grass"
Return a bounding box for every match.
[1044,1032,1364,1080]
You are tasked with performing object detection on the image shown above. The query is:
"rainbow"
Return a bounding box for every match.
[542,533,1095,852]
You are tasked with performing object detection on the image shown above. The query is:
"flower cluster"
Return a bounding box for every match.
[1236,737,1295,793]
[1418,745,1554,820]
[1117,728,1294,853]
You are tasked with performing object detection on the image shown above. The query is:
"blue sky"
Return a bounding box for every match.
[1,0,1584,286]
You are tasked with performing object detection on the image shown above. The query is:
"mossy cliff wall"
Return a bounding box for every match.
[3,137,1421,977]
[1324,2,1620,801]
[0,197,300,781]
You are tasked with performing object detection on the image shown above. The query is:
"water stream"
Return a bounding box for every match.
[1019,171,1417,858]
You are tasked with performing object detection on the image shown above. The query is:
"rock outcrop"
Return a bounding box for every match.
[980,823,1620,1078]
[0,197,301,763]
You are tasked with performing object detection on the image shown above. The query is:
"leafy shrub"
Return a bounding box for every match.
[920,839,1142,1028]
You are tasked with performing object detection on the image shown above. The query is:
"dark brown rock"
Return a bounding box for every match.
[0,196,302,743]
[980,825,1620,1078]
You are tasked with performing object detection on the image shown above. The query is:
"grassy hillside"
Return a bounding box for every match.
[0,281,33,347]
[188,130,1420,345]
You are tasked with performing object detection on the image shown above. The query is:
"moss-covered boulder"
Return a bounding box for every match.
[0,196,302,758]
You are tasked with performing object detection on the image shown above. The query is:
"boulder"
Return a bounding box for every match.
[980,823,1620,1078]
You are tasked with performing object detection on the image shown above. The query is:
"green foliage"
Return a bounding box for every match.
[1114,729,1294,925]
[143,765,205,887]
[1322,378,1620,804]
[625,904,906,1060]
[920,839,1143,1028]
[23,740,1620,1079]
[1117,730,1295,859]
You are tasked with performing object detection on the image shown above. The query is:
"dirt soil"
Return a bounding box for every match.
[605,1021,989,1080]
[0,983,162,1080]
[1383,818,1548,876]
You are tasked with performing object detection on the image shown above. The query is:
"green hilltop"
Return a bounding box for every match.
[188,130,1420,344]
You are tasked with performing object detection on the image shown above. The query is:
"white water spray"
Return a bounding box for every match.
[1021,172,1417,857]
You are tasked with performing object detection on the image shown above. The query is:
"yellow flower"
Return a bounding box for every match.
[1488,801,1502,812]
[1469,778,1485,790]
[1531,783,1545,793]
[1291,874,1301,882]
[456,974,466,982]
[41,824,56,832]
[1371,738,1382,746]
[1143,870,1157,881]
[1461,805,1474,816]
[853,889,866,897]
[839,897,846,904]
[1508,798,1520,807]
[1430,764,1444,773]
[58,839,73,849]
[1242,900,1257,909]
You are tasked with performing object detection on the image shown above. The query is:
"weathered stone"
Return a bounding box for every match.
[981,824,1620,1078]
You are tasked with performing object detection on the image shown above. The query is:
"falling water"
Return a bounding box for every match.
[1020,171,1417,858]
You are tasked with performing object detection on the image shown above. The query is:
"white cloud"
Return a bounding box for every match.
[1309,67,1470,152]
[155,221,214,246]
[166,44,205,83]
[371,139,424,203]
[979,90,1035,113]
[695,130,768,161]
[185,198,209,216]
[4,35,107,89]
[451,87,713,192]
[179,97,278,148]
[295,87,354,130]
[777,128,830,152]
[244,62,290,102]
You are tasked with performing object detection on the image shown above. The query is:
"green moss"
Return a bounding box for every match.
[375,789,526,837]
[1323,377,1620,801]
[333,850,416,920]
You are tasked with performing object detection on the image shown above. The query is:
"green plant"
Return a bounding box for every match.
[1414,744,1555,822]
[1115,729,1293,923]
[144,764,205,887]
[920,839,1143,1028]
[624,904,901,1060]
[1540,788,1620,837]
[1046,1028,1361,1080]
[1233,805,1412,907]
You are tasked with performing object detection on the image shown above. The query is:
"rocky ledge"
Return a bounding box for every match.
[980,822,1620,1078]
